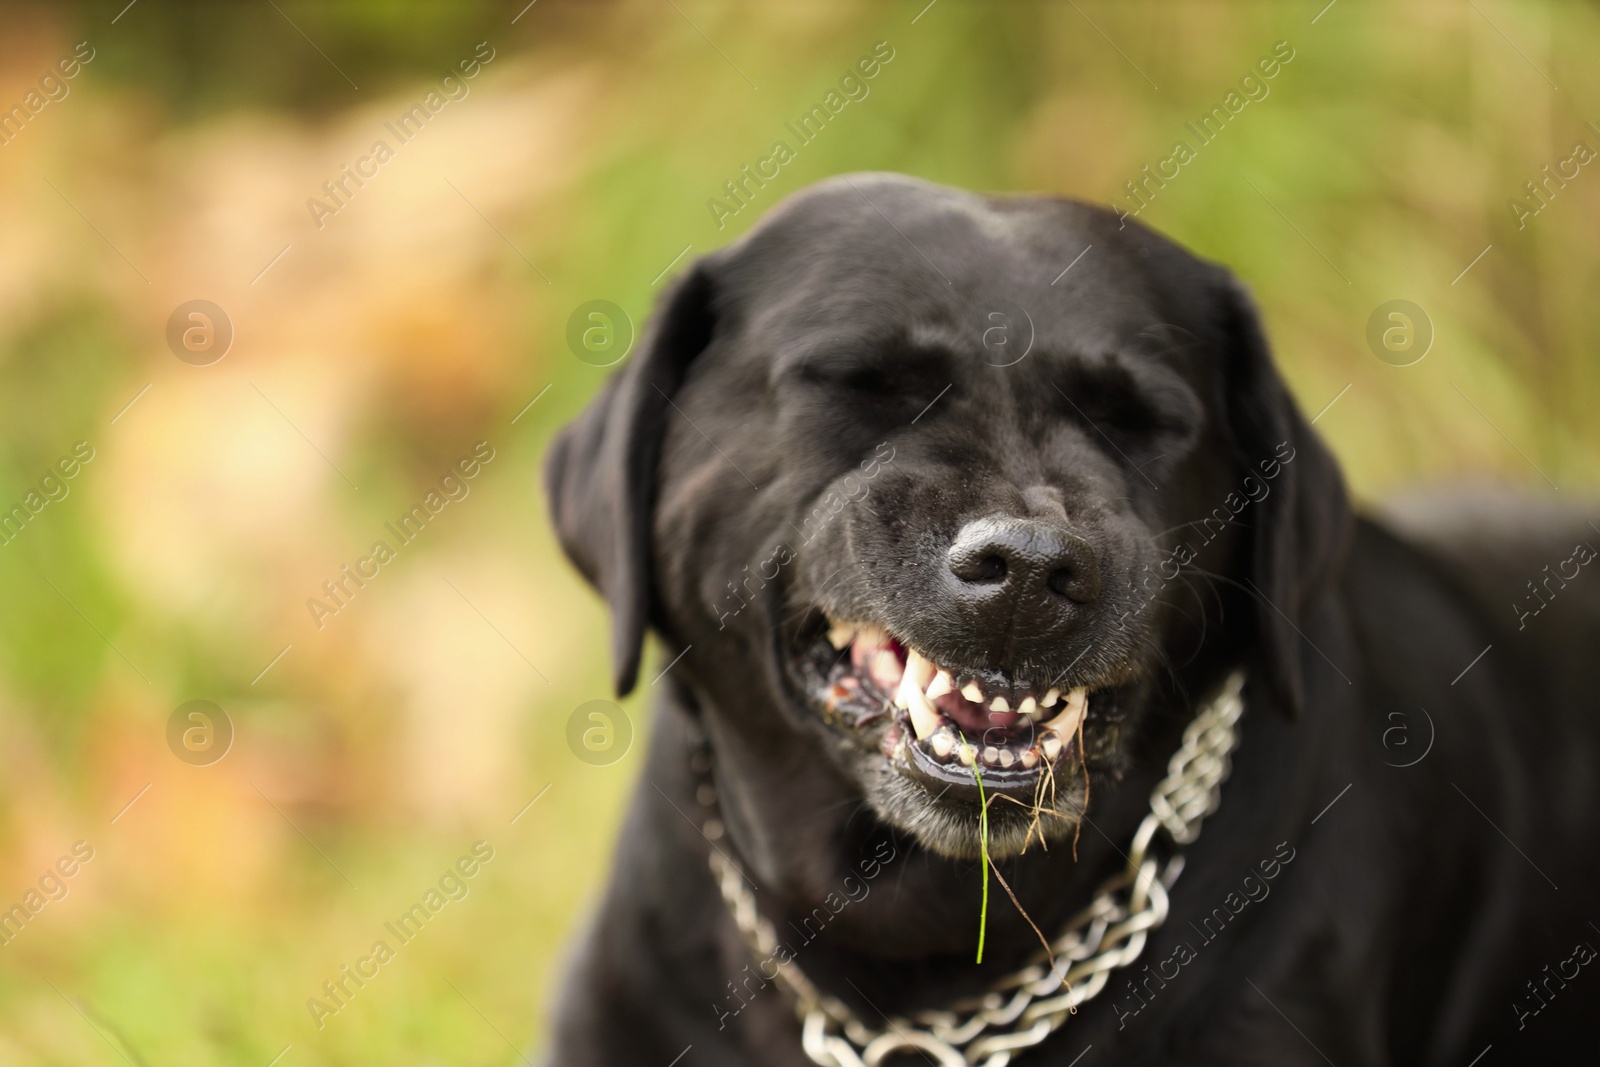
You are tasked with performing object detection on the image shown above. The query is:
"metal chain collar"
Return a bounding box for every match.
[696,671,1247,1067]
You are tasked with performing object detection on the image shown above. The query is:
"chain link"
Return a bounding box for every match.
[704,671,1247,1066]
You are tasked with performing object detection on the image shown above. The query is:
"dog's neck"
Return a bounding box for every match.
[661,668,1245,1029]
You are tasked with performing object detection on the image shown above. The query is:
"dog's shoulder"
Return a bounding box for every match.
[1377,485,1600,644]
[1359,486,1600,762]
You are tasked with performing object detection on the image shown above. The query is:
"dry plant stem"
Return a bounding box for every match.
[985,854,1070,991]
[1072,713,1090,860]
[1076,712,1090,808]
[1018,753,1060,855]
[992,791,1074,823]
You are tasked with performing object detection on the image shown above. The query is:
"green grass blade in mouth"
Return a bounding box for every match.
[963,739,990,964]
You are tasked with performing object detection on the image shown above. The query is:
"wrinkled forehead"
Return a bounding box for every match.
[753,282,1183,378]
[716,180,1213,378]
[734,259,1210,403]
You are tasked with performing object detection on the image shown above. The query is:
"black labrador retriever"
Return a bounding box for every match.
[543,174,1600,1065]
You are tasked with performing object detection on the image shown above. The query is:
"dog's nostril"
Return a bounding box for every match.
[1048,563,1100,603]
[1047,568,1073,598]
[964,554,1007,584]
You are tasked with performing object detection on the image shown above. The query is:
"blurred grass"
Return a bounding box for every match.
[0,0,1597,1062]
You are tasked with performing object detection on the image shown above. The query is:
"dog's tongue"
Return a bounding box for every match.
[934,691,1020,734]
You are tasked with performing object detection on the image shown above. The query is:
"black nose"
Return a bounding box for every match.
[947,516,1101,616]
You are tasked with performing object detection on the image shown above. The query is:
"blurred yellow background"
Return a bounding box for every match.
[0,1,1597,1062]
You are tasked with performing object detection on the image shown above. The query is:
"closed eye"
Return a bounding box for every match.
[804,358,898,394]
[1053,357,1201,470]
[798,344,953,401]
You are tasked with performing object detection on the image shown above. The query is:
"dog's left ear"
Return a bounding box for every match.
[543,262,722,697]
[1215,276,1352,717]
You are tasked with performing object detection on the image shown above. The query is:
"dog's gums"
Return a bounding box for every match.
[797,614,1121,811]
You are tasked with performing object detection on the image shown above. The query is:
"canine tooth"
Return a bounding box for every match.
[896,653,940,740]
[1055,701,1085,741]
[902,650,936,691]
[926,669,954,700]
[827,620,857,650]
[1052,690,1088,739]
[1042,688,1060,707]
[960,681,984,703]
[1018,696,1038,718]
[997,748,1015,768]
[903,687,940,740]
[1036,696,1086,760]
[1020,748,1040,769]
[872,649,903,693]
[983,746,1001,766]
[989,695,1009,713]
[930,728,956,760]
[957,743,975,767]
[908,698,940,740]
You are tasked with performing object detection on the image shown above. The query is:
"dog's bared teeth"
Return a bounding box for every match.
[850,624,892,675]
[1020,747,1040,769]
[1041,688,1060,708]
[960,681,984,704]
[871,649,903,694]
[926,669,954,700]
[895,650,936,696]
[896,651,940,739]
[827,620,858,650]
[1041,693,1087,751]
[982,745,1002,766]
[929,726,957,760]
[989,695,1009,713]
[1017,696,1038,719]
[1064,696,1087,736]
[906,693,940,740]
[956,742,976,767]
[854,623,888,650]
[1036,685,1089,727]
[1041,733,1063,761]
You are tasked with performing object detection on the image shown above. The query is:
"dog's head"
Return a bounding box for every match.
[547,174,1349,865]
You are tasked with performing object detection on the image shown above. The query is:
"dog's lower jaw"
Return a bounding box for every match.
[862,760,1085,861]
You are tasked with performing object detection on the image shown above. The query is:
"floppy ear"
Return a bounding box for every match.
[1216,277,1352,717]
[543,263,721,696]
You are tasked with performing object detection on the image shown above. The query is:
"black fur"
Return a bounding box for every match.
[542,174,1600,1064]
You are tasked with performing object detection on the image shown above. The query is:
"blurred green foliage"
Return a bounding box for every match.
[0,1,1596,1063]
